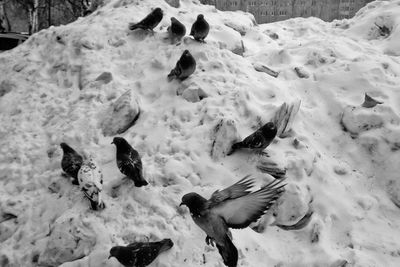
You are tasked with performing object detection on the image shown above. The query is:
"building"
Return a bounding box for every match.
[202,0,372,24]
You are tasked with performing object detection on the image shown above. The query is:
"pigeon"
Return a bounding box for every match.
[60,142,83,185]
[180,176,285,267]
[77,157,105,210]
[112,137,148,187]
[167,17,186,44]
[190,14,209,42]
[129,7,163,32]
[227,122,277,156]
[167,50,196,81]
[375,23,390,37]
[109,238,174,267]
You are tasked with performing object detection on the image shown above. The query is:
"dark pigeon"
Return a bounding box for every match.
[60,142,83,185]
[167,50,196,81]
[112,137,148,187]
[129,7,163,32]
[227,122,277,156]
[109,239,174,267]
[180,176,285,267]
[190,14,209,42]
[167,17,186,44]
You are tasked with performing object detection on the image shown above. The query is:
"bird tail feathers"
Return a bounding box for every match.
[167,69,177,81]
[227,142,242,156]
[129,22,139,30]
[159,238,174,253]
[216,235,238,267]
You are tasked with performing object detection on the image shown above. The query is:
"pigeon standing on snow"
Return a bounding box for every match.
[167,50,196,81]
[112,137,148,187]
[129,7,163,32]
[180,176,285,267]
[227,122,277,156]
[190,14,209,42]
[60,143,83,185]
[109,239,174,267]
[167,17,186,44]
[77,157,105,210]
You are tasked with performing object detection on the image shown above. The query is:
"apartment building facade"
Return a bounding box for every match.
[202,0,372,23]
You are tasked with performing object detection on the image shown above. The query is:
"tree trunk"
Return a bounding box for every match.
[28,6,34,34]
[47,0,51,27]
[30,0,48,33]
[0,0,11,32]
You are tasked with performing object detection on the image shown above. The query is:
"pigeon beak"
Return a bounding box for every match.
[108,255,112,259]
[111,141,114,144]
[179,202,183,207]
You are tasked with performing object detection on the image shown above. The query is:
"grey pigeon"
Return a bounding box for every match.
[167,50,196,81]
[112,137,148,187]
[109,239,174,267]
[129,7,163,32]
[60,142,83,185]
[190,14,209,42]
[167,17,186,44]
[180,176,285,267]
[227,122,277,156]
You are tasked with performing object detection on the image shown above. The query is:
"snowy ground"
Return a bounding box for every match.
[1,0,400,266]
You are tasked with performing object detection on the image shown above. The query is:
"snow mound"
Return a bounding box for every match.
[1,0,400,266]
[345,0,400,55]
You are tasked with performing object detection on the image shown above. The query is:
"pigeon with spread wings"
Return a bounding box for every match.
[180,176,285,267]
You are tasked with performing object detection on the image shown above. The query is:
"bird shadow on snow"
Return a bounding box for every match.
[108,176,134,198]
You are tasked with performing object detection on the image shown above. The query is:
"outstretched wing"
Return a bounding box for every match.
[208,175,254,207]
[211,179,285,229]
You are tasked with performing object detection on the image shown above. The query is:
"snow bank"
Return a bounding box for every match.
[1,0,400,266]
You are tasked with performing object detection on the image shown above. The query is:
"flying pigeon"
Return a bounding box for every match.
[77,157,105,210]
[227,122,277,156]
[109,238,174,267]
[167,50,196,81]
[180,176,285,267]
[167,17,186,44]
[112,137,148,187]
[129,7,163,32]
[190,14,209,42]
[60,142,83,185]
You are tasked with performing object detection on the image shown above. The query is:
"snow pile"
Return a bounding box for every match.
[1,0,400,266]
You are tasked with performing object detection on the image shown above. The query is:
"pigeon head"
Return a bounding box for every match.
[153,7,163,16]
[197,14,204,20]
[180,192,207,216]
[261,122,277,137]
[171,17,177,22]
[112,137,128,146]
[60,142,74,153]
[112,137,133,154]
[182,50,191,57]
[108,246,122,259]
